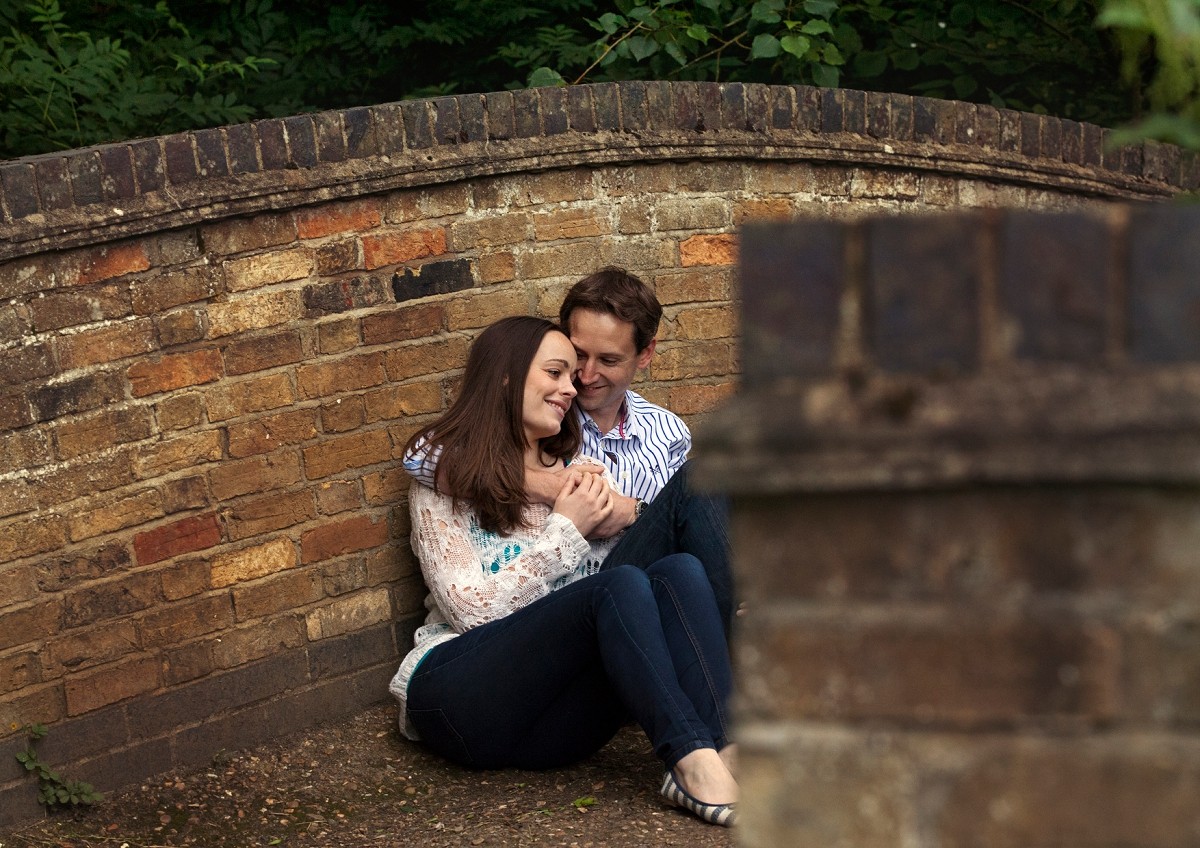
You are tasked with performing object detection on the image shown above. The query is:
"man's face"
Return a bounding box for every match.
[566,308,655,426]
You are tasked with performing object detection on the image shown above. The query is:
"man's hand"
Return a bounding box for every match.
[526,463,603,507]
[584,491,638,540]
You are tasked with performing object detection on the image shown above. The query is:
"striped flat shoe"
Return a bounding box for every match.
[660,770,737,827]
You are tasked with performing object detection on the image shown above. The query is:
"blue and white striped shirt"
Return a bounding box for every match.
[579,390,690,502]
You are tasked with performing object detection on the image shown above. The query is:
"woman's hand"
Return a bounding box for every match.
[551,471,614,537]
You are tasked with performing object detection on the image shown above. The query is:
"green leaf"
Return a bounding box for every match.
[685,24,710,43]
[749,32,781,58]
[527,66,564,87]
[780,34,811,57]
[892,48,920,70]
[573,796,596,808]
[800,19,833,36]
[803,0,838,19]
[627,34,658,60]
[811,62,839,87]
[664,41,687,65]
[821,43,844,64]
[952,74,977,98]
[852,49,888,76]
[751,0,784,24]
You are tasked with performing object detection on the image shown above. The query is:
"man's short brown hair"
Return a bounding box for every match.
[559,266,663,352]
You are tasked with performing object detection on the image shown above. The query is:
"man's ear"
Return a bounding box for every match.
[635,338,656,370]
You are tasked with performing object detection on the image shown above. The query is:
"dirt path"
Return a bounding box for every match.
[0,703,735,847]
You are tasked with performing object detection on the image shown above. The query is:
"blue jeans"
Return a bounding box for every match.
[602,460,734,634]
[406,555,732,771]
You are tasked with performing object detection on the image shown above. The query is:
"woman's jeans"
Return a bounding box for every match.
[406,554,732,771]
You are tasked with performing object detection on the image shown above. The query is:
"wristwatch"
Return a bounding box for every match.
[633,499,648,520]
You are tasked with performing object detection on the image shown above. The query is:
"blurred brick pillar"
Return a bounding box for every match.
[695,206,1200,847]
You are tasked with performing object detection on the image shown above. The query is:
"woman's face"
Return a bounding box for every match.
[522,331,578,444]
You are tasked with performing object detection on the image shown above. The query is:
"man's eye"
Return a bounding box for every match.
[601,359,619,366]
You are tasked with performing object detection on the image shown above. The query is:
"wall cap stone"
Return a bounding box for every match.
[2,82,1194,261]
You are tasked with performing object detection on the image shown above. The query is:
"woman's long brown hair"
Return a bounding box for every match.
[404,316,581,534]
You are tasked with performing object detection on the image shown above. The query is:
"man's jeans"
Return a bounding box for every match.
[601,460,734,634]
[406,556,732,770]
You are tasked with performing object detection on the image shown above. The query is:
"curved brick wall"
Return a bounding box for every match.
[0,81,1191,824]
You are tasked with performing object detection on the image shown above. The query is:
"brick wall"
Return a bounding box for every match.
[696,204,1200,846]
[0,81,1192,825]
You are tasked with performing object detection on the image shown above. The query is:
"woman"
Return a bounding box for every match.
[389,316,738,827]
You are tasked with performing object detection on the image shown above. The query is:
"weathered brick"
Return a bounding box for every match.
[317,317,360,354]
[648,340,735,381]
[322,558,369,596]
[320,394,365,433]
[302,429,392,480]
[67,488,163,542]
[391,259,474,303]
[57,319,158,370]
[127,348,223,397]
[363,381,443,423]
[134,429,222,478]
[315,238,362,275]
[201,212,296,256]
[314,111,346,163]
[401,100,434,149]
[362,467,408,506]
[223,489,317,541]
[2,428,51,477]
[0,598,60,651]
[296,198,382,240]
[1129,204,1200,362]
[225,122,258,174]
[137,593,232,646]
[64,654,159,716]
[54,406,153,460]
[305,587,391,640]
[445,286,528,331]
[154,393,204,431]
[160,558,210,601]
[672,305,737,340]
[210,537,298,589]
[384,336,471,381]
[512,88,541,137]
[60,570,159,629]
[0,514,67,565]
[34,156,72,211]
[654,267,734,306]
[477,251,516,284]
[362,303,445,345]
[29,451,135,508]
[34,541,130,593]
[301,514,389,564]
[667,381,735,416]
[133,513,222,566]
[296,351,387,399]
[656,196,729,232]
[232,567,323,621]
[0,478,34,519]
[0,650,40,694]
[342,106,376,158]
[130,138,165,192]
[283,115,318,167]
[161,641,214,685]
[30,282,132,331]
[211,616,305,669]
[0,340,56,383]
[680,233,738,267]
[303,274,392,316]
[518,242,600,281]
[77,242,150,285]
[314,479,361,515]
[29,371,124,422]
[130,265,221,314]
[223,249,312,293]
[204,372,295,422]
[66,151,103,206]
[532,208,608,241]
[161,476,209,514]
[208,452,303,503]
[221,329,304,376]
[361,228,447,269]
[206,290,303,338]
[515,169,596,205]
[226,409,318,458]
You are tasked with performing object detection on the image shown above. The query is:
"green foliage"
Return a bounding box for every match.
[1099,0,1200,148]
[13,722,104,810]
[542,0,1131,126]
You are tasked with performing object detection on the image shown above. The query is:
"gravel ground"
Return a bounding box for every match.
[0,703,735,848]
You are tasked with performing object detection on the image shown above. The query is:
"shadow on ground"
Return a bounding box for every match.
[0,703,734,847]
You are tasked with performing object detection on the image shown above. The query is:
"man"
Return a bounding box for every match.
[406,266,734,632]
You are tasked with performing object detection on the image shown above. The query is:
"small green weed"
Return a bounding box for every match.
[13,723,104,809]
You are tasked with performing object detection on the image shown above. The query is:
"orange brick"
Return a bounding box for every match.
[67,488,163,542]
[160,558,210,600]
[296,198,383,240]
[315,479,361,514]
[55,406,154,460]
[134,430,222,478]
[303,429,392,479]
[532,209,608,241]
[206,290,302,338]
[226,409,318,458]
[47,620,139,674]
[201,212,296,256]
[296,351,387,400]
[301,514,390,564]
[209,452,303,501]
[449,214,529,251]
[56,319,159,370]
[477,251,516,284]
[224,489,317,542]
[361,303,445,345]
[668,381,736,415]
[232,567,323,621]
[673,305,737,340]
[127,348,224,397]
[137,593,232,645]
[445,286,529,331]
[0,598,61,651]
[305,587,392,640]
[649,340,736,381]
[364,381,443,422]
[0,514,68,565]
[204,372,295,422]
[210,537,298,588]
[64,654,159,715]
[680,234,738,267]
[361,228,447,269]
[363,467,409,506]
[78,242,151,285]
[133,512,222,565]
[318,318,360,354]
[384,337,470,382]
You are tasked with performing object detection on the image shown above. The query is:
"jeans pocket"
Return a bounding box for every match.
[406,708,474,766]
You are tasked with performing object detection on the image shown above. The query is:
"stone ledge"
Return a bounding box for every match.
[2,82,1193,261]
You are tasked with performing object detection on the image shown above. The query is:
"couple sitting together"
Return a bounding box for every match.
[388,267,738,827]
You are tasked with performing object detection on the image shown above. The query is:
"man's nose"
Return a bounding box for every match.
[579,361,598,384]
